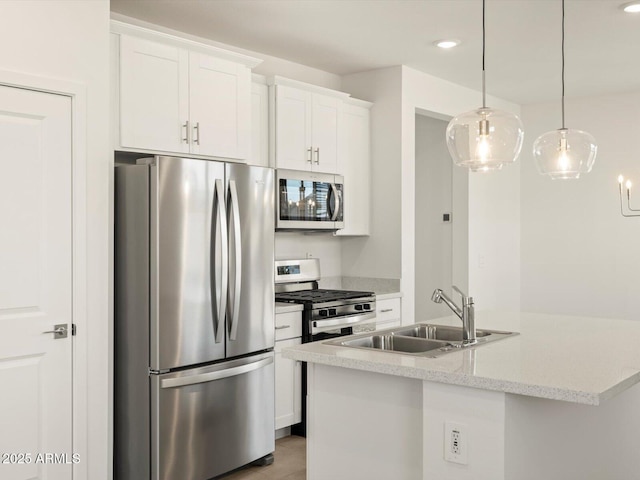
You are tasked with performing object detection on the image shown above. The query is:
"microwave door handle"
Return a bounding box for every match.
[329,183,340,221]
[211,178,228,344]
[228,180,241,341]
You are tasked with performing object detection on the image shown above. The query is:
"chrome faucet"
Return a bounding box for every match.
[431,286,476,346]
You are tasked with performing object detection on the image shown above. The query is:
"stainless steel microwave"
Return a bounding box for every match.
[276,169,344,231]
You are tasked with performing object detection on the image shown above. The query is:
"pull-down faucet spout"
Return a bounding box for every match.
[431,286,477,346]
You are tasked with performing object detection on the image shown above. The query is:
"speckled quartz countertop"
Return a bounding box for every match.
[282,311,640,406]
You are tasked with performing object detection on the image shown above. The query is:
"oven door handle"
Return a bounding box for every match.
[312,312,375,332]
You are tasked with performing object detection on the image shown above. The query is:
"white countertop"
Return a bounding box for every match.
[282,311,640,406]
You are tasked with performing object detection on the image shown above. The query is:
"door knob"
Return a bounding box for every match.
[42,324,68,339]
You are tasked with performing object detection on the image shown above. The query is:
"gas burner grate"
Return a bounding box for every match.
[275,289,374,304]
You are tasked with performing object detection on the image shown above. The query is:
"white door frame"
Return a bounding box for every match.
[0,69,91,480]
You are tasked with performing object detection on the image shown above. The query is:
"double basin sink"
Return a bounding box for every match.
[326,323,517,358]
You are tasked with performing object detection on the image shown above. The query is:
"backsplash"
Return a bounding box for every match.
[342,276,400,295]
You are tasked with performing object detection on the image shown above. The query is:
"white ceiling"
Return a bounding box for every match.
[110,0,640,105]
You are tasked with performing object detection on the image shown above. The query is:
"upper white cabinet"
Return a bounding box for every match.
[113,22,261,160]
[119,35,189,155]
[250,77,269,167]
[272,77,348,174]
[336,99,372,236]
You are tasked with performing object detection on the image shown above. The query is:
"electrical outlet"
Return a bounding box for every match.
[306,252,314,259]
[444,421,468,465]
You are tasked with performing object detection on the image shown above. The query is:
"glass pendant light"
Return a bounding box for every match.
[446,0,524,172]
[533,0,597,180]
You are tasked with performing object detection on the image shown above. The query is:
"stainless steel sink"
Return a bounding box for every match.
[393,325,491,342]
[326,323,517,358]
[341,334,446,354]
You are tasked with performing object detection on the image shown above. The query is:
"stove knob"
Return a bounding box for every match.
[355,304,363,311]
[363,304,371,310]
[329,308,337,316]
[319,309,329,317]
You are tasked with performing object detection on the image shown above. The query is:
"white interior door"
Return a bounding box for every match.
[0,85,73,480]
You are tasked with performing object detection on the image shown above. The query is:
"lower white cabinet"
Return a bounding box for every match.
[275,338,302,430]
[375,297,402,330]
[275,309,302,430]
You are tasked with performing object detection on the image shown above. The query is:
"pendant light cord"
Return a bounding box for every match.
[561,0,565,129]
[482,0,486,108]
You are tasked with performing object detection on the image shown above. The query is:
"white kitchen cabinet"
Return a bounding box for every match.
[275,308,303,430]
[335,99,372,236]
[250,78,269,167]
[375,297,402,330]
[115,25,259,160]
[275,338,302,430]
[119,35,189,155]
[272,77,348,173]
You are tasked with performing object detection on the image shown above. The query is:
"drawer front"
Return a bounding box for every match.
[376,298,401,322]
[275,311,303,341]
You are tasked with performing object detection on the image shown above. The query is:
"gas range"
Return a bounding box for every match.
[274,259,376,337]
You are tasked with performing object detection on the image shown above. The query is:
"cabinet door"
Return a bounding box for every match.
[311,93,340,173]
[275,338,302,430]
[275,85,312,170]
[336,103,371,236]
[250,82,269,167]
[120,35,189,153]
[189,52,251,160]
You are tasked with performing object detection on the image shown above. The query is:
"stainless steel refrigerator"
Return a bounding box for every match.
[114,156,275,480]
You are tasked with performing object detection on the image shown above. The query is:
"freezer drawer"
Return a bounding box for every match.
[151,352,275,480]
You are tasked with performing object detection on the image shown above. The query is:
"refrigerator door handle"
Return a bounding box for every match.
[212,178,228,344]
[228,180,242,341]
[160,356,273,389]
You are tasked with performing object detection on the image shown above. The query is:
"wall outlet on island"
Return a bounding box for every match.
[444,421,468,465]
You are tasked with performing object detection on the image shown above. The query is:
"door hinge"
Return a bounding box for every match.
[72,324,76,336]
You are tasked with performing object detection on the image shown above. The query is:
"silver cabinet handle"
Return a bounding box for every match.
[193,122,200,145]
[42,324,68,339]
[380,308,393,313]
[228,180,242,341]
[307,147,313,163]
[275,325,291,330]
[182,121,189,144]
[314,147,320,165]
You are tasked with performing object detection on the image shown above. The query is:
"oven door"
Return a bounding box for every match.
[276,169,344,230]
[310,311,375,336]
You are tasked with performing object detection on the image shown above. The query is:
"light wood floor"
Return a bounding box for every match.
[220,435,306,480]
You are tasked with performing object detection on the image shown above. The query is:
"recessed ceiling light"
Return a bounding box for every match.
[622,1,640,13]
[434,39,460,49]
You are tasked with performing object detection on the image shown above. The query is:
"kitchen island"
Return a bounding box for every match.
[283,311,640,479]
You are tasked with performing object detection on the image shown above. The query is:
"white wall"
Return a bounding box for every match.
[415,115,455,320]
[0,1,111,479]
[341,67,404,281]
[276,233,342,286]
[403,66,522,318]
[520,91,640,319]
